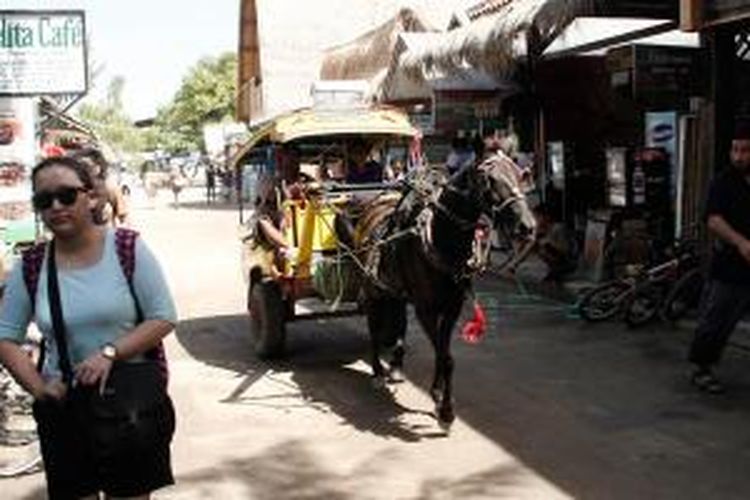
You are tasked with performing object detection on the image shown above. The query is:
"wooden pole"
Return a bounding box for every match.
[680,0,703,32]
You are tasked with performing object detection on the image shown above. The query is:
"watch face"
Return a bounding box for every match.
[102,345,117,359]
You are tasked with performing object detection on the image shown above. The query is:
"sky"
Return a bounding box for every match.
[7,0,239,120]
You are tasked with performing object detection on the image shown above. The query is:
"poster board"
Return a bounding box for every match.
[0,10,87,96]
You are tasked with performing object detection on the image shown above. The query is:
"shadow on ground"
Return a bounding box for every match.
[175,315,442,442]
[174,274,750,499]
[170,439,526,499]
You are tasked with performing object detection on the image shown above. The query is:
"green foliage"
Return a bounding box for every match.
[75,52,237,156]
[76,76,145,154]
[155,52,237,153]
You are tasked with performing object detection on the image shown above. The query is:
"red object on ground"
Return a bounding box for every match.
[461,301,487,344]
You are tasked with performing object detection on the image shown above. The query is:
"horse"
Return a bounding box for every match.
[352,155,537,427]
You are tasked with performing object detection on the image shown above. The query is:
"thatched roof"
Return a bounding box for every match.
[398,0,599,77]
[375,32,518,102]
[320,8,431,81]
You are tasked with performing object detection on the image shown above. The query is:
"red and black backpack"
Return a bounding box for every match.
[20,228,169,382]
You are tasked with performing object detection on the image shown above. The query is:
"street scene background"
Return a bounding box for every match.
[4,187,750,499]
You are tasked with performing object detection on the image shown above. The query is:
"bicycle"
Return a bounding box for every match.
[659,265,706,323]
[578,238,700,326]
[0,333,43,478]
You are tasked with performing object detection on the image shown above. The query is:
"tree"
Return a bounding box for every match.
[76,76,145,155]
[156,52,237,153]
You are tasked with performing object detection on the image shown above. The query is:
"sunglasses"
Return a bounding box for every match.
[32,186,87,211]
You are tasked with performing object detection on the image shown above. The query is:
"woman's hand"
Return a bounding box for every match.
[75,353,113,395]
[34,378,67,402]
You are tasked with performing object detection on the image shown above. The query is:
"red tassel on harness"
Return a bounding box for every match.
[461,301,487,344]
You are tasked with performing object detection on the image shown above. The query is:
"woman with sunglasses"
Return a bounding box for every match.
[0,156,177,499]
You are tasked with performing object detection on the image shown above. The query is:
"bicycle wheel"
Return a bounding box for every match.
[624,283,664,328]
[0,391,41,477]
[0,360,42,478]
[660,267,705,323]
[578,281,632,322]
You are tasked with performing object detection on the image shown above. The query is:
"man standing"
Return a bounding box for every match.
[206,164,217,203]
[689,120,750,393]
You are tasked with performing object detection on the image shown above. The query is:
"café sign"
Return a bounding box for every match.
[0,11,87,96]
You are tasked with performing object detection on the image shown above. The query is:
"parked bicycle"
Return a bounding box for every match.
[578,238,702,327]
[0,334,42,478]
[659,263,706,323]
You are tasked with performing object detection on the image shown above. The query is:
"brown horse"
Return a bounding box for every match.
[354,157,536,427]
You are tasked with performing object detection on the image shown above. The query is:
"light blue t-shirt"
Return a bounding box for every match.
[0,229,177,377]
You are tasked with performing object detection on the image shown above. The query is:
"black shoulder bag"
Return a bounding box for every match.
[45,239,175,455]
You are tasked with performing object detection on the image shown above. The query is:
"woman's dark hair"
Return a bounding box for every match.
[69,147,109,179]
[32,156,95,191]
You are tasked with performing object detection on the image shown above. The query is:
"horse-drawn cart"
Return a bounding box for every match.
[233,105,419,358]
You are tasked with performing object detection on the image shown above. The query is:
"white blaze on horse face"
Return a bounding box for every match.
[481,153,536,235]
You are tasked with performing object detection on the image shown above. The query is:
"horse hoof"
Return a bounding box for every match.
[388,368,405,384]
[371,376,387,391]
[437,406,455,428]
[438,418,453,433]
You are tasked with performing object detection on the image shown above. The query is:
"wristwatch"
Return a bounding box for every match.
[101,343,118,361]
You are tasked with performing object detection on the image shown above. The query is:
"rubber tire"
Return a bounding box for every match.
[660,268,704,323]
[578,281,631,322]
[624,284,663,328]
[248,280,286,359]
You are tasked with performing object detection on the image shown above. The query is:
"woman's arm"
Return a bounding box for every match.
[0,340,65,400]
[108,319,174,360]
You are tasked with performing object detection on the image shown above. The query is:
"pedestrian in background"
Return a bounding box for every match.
[169,167,186,208]
[71,147,130,227]
[0,156,177,499]
[689,120,750,393]
[205,164,217,204]
[445,131,475,176]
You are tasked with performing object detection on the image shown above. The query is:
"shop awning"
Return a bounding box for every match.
[544,17,698,58]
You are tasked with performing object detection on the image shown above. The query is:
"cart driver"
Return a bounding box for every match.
[250,147,306,275]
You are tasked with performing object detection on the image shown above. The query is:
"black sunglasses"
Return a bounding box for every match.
[32,186,87,211]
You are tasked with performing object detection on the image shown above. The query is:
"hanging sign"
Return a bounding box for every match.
[0,10,87,96]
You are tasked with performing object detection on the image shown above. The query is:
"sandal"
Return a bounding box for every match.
[691,370,725,394]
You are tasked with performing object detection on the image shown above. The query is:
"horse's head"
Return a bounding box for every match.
[475,152,536,239]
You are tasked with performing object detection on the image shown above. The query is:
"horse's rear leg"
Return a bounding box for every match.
[387,300,407,383]
[366,302,387,388]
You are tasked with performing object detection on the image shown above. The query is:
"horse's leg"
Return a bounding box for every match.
[366,298,387,388]
[387,299,408,383]
[414,305,441,402]
[434,295,464,426]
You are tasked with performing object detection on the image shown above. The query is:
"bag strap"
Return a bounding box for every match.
[21,242,46,314]
[46,240,74,386]
[22,242,47,372]
[114,228,144,323]
[114,228,169,384]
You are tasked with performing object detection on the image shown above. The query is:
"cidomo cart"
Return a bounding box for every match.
[233,105,419,358]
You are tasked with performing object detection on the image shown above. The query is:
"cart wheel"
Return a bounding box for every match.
[248,280,286,359]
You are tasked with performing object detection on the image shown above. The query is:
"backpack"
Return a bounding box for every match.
[21,228,169,382]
